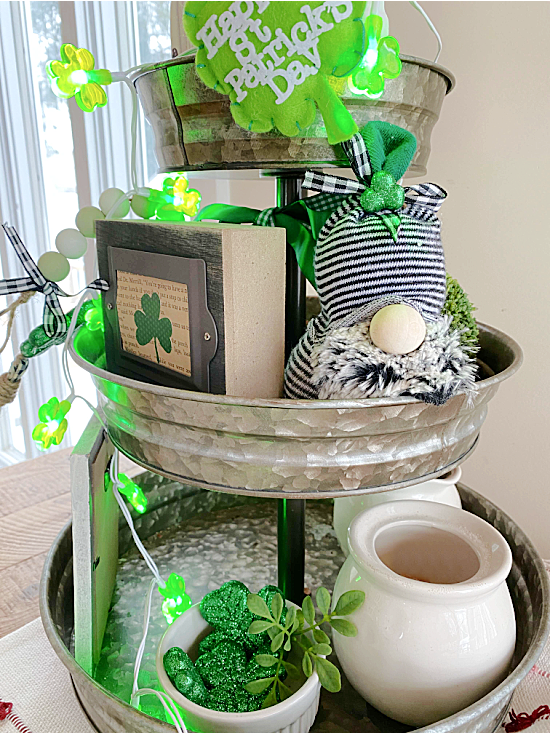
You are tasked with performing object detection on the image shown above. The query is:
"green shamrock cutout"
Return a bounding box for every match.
[183,1,367,144]
[350,14,401,98]
[134,292,172,363]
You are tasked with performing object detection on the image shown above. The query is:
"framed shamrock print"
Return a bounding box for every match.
[96,219,286,397]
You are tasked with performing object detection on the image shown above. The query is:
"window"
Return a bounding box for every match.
[0,1,171,463]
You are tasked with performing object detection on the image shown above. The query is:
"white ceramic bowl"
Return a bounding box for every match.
[156,603,321,733]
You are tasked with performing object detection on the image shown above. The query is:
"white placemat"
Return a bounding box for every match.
[0,608,549,733]
[0,618,94,733]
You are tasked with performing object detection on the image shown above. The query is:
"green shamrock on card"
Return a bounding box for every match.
[134,292,173,363]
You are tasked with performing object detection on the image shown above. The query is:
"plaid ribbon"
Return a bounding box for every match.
[1,223,108,338]
[301,133,447,235]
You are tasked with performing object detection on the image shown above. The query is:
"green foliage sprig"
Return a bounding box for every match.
[244,587,365,708]
[442,274,479,354]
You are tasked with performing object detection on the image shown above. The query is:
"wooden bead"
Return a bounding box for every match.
[370,304,426,355]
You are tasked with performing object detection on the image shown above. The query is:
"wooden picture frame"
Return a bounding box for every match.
[96,219,286,398]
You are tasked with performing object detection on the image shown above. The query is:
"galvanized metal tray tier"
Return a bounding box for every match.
[131,54,454,176]
[40,481,550,733]
[70,323,521,498]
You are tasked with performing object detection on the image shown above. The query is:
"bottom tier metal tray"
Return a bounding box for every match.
[41,480,550,733]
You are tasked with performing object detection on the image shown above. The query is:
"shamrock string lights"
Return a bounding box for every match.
[106,471,148,514]
[349,13,402,99]
[84,298,104,332]
[158,572,193,625]
[32,397,71,451]
[47,44,113,113]
[131,174,202,222]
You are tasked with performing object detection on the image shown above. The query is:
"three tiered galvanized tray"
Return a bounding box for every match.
[40,50,549,733]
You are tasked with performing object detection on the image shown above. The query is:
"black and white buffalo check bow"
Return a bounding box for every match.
[1,223,109,338]
[301,133,447,222]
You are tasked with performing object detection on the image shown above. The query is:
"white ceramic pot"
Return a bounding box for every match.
[333,466,462,556]
[157,603,320,733]
[332,500,516,728]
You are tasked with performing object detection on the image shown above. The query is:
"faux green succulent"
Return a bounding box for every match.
[245,586,365,707]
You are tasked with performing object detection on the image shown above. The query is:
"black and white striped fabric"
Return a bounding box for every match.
[1,223,108,338]
[284,134,448,401]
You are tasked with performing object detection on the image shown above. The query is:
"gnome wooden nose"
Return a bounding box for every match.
[370,304,427,354]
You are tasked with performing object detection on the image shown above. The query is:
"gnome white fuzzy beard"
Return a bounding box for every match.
[311,316,477,405]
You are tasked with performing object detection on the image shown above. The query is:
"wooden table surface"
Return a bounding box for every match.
[0,448,72,639]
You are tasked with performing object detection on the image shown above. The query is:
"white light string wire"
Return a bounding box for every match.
[109,449,165,586]
[409,1,442,63]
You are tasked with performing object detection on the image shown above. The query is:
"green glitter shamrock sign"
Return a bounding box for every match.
[134,292,173,364]
[159,573,193,625]
[32,397,71,451]
[47,43,113,113]
[183,1,367,144]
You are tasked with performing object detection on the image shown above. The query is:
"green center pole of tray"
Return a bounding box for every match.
[276,172,307,605]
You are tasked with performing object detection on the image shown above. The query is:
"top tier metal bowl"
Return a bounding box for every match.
[70,322,521,498]
[131,54,454,176]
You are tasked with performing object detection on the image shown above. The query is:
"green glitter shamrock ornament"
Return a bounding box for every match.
[183,1,367,144]
[47,44,113,113]
[159,573,193,625]
[32,397,71,451]
[134,293,172,363]
[349,14,401,98]
[84,297,104,332]
[360,171,405,213]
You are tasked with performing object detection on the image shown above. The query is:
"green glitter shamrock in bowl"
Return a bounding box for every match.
[159,573,193,625]
[32,397,71,451]
[47,43,112,113]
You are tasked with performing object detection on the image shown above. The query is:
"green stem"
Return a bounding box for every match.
[154,337,160,363]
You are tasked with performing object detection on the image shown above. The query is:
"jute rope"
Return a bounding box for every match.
[0,292,34,406]
[0,291,34,356]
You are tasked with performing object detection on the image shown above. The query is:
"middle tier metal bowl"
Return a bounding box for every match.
[70,322,521,498]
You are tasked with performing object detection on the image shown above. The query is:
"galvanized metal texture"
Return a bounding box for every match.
[69,323,522,498]
[131,55,454,176]
[40,483,550,733]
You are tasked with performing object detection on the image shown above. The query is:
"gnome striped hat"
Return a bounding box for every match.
[284,122,476,405]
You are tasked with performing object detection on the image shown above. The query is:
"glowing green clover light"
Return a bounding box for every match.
[158,572,192,625]
[349,15,401,99]
[113,473,148,514]
[32,397,71,451]
[47,44,112,113]
[156,175,202,221]
[84,297,104,332]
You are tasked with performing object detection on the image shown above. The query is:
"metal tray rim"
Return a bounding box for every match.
[69,322,522,411]
[40,484,550,733]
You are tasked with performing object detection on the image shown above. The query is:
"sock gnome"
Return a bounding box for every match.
[284,121,477,405]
